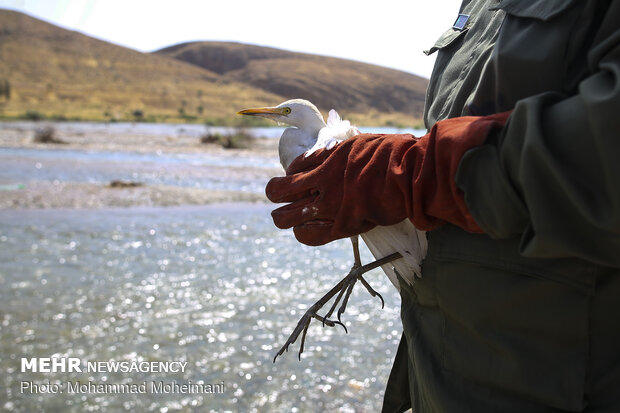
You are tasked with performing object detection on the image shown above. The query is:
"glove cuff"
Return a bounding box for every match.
[410,111,512,232]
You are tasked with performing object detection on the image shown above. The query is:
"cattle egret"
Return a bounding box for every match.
[238,99,427,360]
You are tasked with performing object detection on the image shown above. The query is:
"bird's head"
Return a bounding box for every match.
[237,99,326,133]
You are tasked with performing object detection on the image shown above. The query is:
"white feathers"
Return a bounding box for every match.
[306,109,360,157]
[361,220,427,290]
[303,106,427,289]
[273,100,327,170]
[279,127,318,170]
[249,99,427,290]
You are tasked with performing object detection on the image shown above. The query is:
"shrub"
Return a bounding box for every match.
[200,132,221,144]
[220,131,251,149]
[132,109,144,121]
[24,110,45,121]
[200,129,252,149]
[33,126,65,144]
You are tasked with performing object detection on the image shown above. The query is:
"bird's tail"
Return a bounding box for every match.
[361,219,427,291]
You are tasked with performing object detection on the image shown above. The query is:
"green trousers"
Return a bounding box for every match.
[382,225,620,412]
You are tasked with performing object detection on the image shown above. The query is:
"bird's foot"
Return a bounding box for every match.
[273,257,396,363]
[323,264,384,325]
[272,308,347,363]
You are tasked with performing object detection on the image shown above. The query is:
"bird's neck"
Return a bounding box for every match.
[279,127,318,169]
[299,118,326,138]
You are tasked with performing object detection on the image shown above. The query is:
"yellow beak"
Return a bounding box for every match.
[237,107,287,117]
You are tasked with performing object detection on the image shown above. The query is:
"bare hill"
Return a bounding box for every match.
[0,9,281,122]
[0,9,427,125]
[156,42,428,122]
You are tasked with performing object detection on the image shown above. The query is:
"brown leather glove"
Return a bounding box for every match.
[265,111,512,246]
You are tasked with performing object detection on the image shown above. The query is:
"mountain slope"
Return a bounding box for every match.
[156,42,428,123]
[0,9,427,125]
[0,9,281,122]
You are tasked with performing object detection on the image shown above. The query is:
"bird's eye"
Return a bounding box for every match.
[282,107,291,115]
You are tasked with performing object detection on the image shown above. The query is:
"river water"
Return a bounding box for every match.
[1,120,425,140]
[0,206,402,412]
[0,147,277,194]
[0,123,410,412]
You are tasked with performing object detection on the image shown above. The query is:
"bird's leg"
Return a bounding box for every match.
[339,236,385,316]
[273,244,402,362]
[351,235,362,267]
[323,236,363,323]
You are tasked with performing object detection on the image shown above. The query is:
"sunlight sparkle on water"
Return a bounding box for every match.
[0,205,402,411]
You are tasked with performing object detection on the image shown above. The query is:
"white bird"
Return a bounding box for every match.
[238,99,428,361]
[238,98,427,291]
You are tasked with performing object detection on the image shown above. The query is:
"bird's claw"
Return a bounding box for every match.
[272,310,347,363]
[273,262,387,363]
[358,274,385,309]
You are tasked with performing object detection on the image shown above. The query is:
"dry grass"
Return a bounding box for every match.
[0,10,427,127]
[0,10,281,123]
[158,42,428,125]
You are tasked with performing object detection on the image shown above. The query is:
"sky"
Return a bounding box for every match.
[0,0,463,79]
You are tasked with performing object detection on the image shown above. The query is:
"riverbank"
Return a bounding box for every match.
[0,121,280,154]
[0,180,266,209]
[0,121,281,209]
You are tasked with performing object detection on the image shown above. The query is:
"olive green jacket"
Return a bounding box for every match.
[439,0,620,263]
[383,1,620,412]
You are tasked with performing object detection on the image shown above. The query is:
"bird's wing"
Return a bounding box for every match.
[361,220,427,291]
[305,109,360,157]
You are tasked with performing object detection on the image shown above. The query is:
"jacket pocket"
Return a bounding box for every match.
[424,225,593,410]
[424,27,469,56]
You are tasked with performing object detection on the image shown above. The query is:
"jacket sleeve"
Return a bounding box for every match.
[455,3,620,266]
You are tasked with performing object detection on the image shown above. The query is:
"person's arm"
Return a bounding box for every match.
[265,112,511,246]
[456,4,620,265]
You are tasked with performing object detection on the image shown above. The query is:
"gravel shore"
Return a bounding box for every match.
[0,122,281,209]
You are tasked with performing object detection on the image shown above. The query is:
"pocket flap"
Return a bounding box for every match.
[424,27,469,56]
